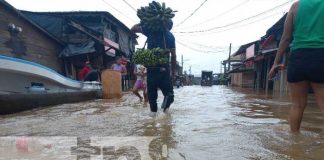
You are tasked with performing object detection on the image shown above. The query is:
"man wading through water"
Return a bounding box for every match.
[131,21,176,117]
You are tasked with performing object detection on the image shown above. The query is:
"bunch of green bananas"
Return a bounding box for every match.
[133,48,169,66]
[137,1,176,32]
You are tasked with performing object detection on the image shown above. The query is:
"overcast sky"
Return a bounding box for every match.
[6,0,295,76]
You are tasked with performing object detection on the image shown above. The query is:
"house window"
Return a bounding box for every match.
[104,25,118,43]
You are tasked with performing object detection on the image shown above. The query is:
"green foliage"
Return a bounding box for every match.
[137,1,176,32]
[133,48,169,66]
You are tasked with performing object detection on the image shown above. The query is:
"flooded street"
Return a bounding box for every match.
[0,86,324,160]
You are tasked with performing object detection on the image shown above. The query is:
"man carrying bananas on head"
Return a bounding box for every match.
[131,18,176,116]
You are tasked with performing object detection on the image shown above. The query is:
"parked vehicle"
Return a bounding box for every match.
[201,71,213,86]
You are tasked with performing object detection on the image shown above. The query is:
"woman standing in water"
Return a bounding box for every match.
[111,57,127,76]
[269,0,324,133]
[111,57,127,90]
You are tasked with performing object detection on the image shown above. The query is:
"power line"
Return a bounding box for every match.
[175,10,286,37]
[207,11,286,34]
[177,0,250,30]
[176,0,292,34]
[101,0,137,23]
[121,0,137,12]
[177,38,226,50]
[175,0,208,27]
[175,0,293,34]
[176,40,228,54]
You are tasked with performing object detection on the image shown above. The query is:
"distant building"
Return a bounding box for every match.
[224,14,289,94]
[225,41,259,88]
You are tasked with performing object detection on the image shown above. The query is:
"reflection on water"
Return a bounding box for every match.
[0,86,323,159]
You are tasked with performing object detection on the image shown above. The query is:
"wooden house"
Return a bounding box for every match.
[21,11,138,81]
[256,14,289,93]
[0,0,64,73]
[227,41,259,88]
[225,14,289,93]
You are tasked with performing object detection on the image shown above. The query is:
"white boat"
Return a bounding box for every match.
[0,55,101,114]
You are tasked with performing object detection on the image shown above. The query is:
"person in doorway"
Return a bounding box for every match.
[111,57,128,90]
[79,61,99,81]
[131,20,176,116]
[133,64,148,102]
[111,57,127,76]
[269,0,324,133]
[175,77,181,89]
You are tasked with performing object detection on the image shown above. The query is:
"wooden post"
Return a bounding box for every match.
[261,59,267,90]
[256,62,260,89]
[279,55,286,94]
[224,62,227,74]
[63,59,69,77]
[71,63,76,80]
[265,58,271,92]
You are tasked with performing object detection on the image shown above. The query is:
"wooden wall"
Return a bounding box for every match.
[231,73,242,87]
[0,4,63,73]
[242,71,255,88]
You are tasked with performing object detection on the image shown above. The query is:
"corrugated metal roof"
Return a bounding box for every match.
[20,11,137,38]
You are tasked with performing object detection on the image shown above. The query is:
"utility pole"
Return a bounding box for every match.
[228,43,232,72]
[189,66,192,75]
[181,55,184,75]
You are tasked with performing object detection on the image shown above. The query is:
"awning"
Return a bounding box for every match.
[231,62,243,66]
[104,38,119,57]
[254,54,265,61]
[261,35,275,49]
[60,40,96,57]
[261,48,278,54]
[120,57,129,65]
[228,67,253,74]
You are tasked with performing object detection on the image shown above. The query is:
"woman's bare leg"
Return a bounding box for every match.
[310,83,324,117]
[133,86,143,102]
[289,81,310,133]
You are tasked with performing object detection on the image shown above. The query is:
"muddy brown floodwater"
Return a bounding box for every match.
[0,86,323,160]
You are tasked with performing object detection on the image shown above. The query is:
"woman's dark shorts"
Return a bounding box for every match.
[288,48,324,83]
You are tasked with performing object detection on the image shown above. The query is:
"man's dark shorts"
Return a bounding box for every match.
[288,48,324,83]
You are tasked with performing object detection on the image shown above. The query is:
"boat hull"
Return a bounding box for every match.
[0,91,99,114]
[0,55,101,114]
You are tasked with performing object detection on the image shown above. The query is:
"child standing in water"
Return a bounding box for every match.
[133,64,148,102]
